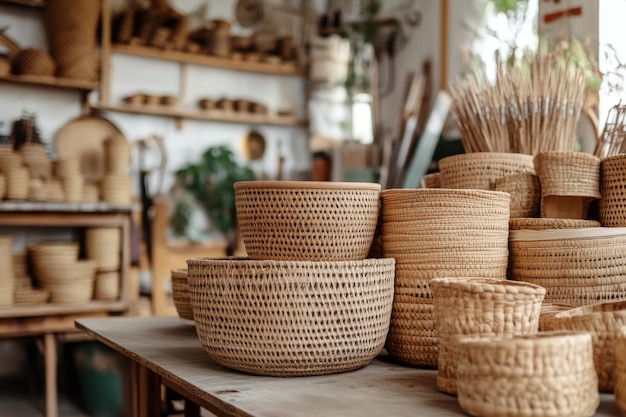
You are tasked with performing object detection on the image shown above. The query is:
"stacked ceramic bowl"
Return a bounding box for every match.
[0,236,15,307]
[187,181,395,377]
[30,242,96,304]
[85,228,121,300]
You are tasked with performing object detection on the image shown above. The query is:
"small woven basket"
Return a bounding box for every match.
[186,257,395,377]
[171,268,193,322]
[438,152,535,190]
[85,227,121,271]
[615,326,626,416]
[599,154,626,226]
[550,300,626,393]
[457,332,599,417]
[431,277,545,395]
[538,303,575,331]
[494,173,541,218]
[420,172,441,188]
[235,181,380,261]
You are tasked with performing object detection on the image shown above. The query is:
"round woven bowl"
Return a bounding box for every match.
[234,181,381,261]
[431,277,545,395]
[534,151,601,198]
[186,257,395,377]
[615,326,626,416]
[509,217,601,230]
[495,173,541,218]
[438,152,535,190]
[171,268,193,322]
[600,154,626,226]
[509,227,626,306]
[550,299,626,393]
[457,332,599,417]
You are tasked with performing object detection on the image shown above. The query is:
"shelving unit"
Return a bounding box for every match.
[0,74,98,91]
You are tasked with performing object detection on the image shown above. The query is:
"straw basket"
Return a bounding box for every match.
[420,172,441,188]
[431,277,544,395]
[63,175,84,203]
[509,227,626,306]
[615,327,626,416]
[534,151,601,219]
[457,332,599,417]
[6,167,29,200]
[85,227,121,271]
[94,271,119,300]
[187,257,395,377]
[550,300,626,392]
[509,217,601,231]
[0,236,15,307]
[103,135,131,175]
[234,181,380,261]
[171,269,193,322]
[381,188,511,367]
[54,158,81,179]
[438,152,535,190]
[0,174,5,200]
[600,154,626,226]
[11,48,56,76]
[495,173,541,218]
[100,175,132,205]
[538,303,575,331]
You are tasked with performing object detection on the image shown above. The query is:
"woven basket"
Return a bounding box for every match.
[11,48,56,76]
[104,135,131,175]
[550,300,626,393]
[600,154,626,226]
[420,172,441,188]
[0,236,14,308]
[457,332,599,417]
[509,217,601,231]
[381,188,511,368]
[431,277,545,395]
[187,257,395,377]
[438,152,535,190]
[94,271,120,300]
[85,227,121,271]
[495,173,541,218]
[0,174,5,200]
[615,326,626,416]
[6,167,29,200]
[234,181,380,261]
[509,227,626,306]
[100,175,132,205]
[538,303,575,331]
[63,175,84,203]
[171,268,193,322]
[47,277,94,305]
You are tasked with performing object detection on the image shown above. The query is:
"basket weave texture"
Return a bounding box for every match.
[11,48,56,76]
[234,181,380,261]
[550,300,626,393]
[171,268,193,322]
[456,332,599,417]
[380,188,511,367]
[509,227,626,306]
[615,326,626,416]
[600,154,626,226]
[533,151,601,198]
[495,173,541,218]
[509,217,601,230]
[420,172,441,188]
[431,277,545,395]
[186,257,395,377]
[538,303,575,331]
[438,152,535,190]
[0,236,15,307]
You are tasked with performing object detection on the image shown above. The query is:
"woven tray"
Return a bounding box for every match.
[431,277,545,395]
[600,154,626,226]
[171,268,193,322]
[234,181,380,261]
[457,332,599,417]
[186,257,395,377]
[615,326,626,416]
[438,152,535,190]
[550,300,626,393]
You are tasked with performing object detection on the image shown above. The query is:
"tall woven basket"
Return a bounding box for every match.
[186,257,395,377]
[431,277,545,395]
[600,154,626,226]
[380,188,511,367]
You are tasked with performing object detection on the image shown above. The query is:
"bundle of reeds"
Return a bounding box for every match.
[594,102,626,158]
[449,52,587,155]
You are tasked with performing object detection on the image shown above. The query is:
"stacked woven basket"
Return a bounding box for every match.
[99,135,132,205]
[187,180,396,377]
[85,228,122,301]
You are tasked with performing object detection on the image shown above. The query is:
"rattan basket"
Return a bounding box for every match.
[456,332,599,417]
[495,173,541,218]
[234,181,381,261]
[615,326,626,416]
[171,268,193,322]
[431,277,545,395]
[186,257,395,377]
[420,172,441,188]
[509,227,626,306]
[11,48,56,76]
[438,152,535,190]
[509,217,601,230]
[600,154,626,226]
[550,300,626,393]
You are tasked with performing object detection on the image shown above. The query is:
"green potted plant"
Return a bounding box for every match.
[172,145,256,256]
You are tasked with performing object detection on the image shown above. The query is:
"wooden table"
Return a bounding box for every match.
[75,317,621,417]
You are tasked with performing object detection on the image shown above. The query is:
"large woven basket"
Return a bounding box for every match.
[495,173,541,218]
[234,181,380,261]
[456,332,599,417]
[381,188,511,368]
[186,257,395,377]
[171,268,193,322]
[431,277,545,395]
[509,227,626,306]
[600,154,626,226]
[615,326,626,416]
[438,152,535,190]
[550,300,626,393]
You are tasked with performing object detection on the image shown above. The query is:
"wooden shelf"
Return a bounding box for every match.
[112,43,307,77]
[0,201,134,213]
[93,103,308,127]
[0,0,45,8]
[0,74,98,92]
[0,300,128,319]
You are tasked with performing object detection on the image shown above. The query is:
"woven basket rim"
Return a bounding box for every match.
[235,180,381,191]
[509,227,626,242]
[187,257,395,268]
[430,277,545,296]
[553,299,626,320]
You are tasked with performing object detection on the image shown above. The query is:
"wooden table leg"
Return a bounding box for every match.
[131,361,162,417]
[184,400,201,417]
[44,333,58,417]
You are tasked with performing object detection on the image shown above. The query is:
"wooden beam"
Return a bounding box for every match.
[439,0,449,91]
